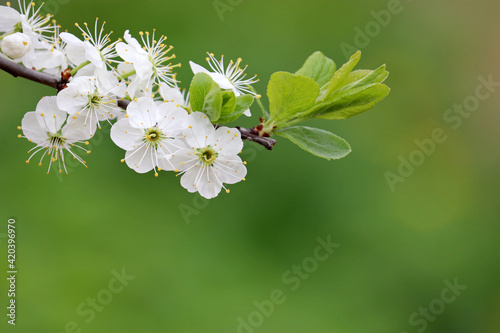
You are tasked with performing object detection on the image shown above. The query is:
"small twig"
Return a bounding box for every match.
[0,56,60,89]
[235,126,276,150]
[0,58,277,150]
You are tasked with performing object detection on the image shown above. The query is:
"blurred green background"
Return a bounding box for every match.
[1,0,499,332]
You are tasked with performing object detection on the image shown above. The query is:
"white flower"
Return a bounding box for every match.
[116,61,153,99]
[189,53,259,116]
[30,26,68,76]
[17,1,54,45]
[0,2,53,40]
[57,75,126,136]
[171,112,247,199]
[115,30,179,90]
[0,2,56,67]
[20,96,92,174]
[110,97,189,175]
[1,32,31,59]
[0,4,21,32]
[159,84,190,110]
[60,19,119,85]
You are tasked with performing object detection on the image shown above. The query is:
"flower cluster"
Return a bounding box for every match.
[2,2,387,199]
[1,2,258,199]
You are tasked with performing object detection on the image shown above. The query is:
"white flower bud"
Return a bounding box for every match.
[1,32,31,59]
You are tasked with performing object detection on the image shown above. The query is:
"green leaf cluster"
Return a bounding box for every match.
[266,51,390,130]
[265,51,390,160]
[189,73,254,123]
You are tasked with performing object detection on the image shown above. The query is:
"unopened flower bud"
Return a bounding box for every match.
[1,32,31,59]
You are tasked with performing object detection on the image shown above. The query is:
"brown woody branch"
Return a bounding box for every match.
[0,57,277,150]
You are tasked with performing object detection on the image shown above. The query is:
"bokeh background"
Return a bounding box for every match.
[1,0,499,332]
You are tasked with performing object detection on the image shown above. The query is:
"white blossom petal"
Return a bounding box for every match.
[184,112,214,148]
[21,111,49,144]
[159,86,185,105]
[157,103,189,134]
[125,145,155,173]
[110,119,144,150]
[197,167,222,199]
[126,97,158,129]
[62,115,94,141]
[0,6,21,32]
[180,167,202,193]
[214,126,244,156]
[215,155,247,185]
[36,96,66,133]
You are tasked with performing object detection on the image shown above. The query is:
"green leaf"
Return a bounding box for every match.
[267,72,320,126]
[218,95,255,123]
[189,73,222,122]
[276,126,351,160]
[220,90,237,117]
[295,51,336,87]
[234,95,254,114]
[321,50,361,100]
[315,83,391,120]
[331,65,389,95]
[190,73,214,111]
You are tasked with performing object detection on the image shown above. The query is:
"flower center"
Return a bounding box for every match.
[144,127,165,148]
[49,134,65,147]
[197,146,218,166]
[89,93,101,106]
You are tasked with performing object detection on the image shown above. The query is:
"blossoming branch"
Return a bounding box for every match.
[0,1,390,199]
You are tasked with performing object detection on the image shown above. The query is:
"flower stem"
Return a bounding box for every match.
[70,60,91,76]
[117,70,136,81]
[247,85,269,119]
